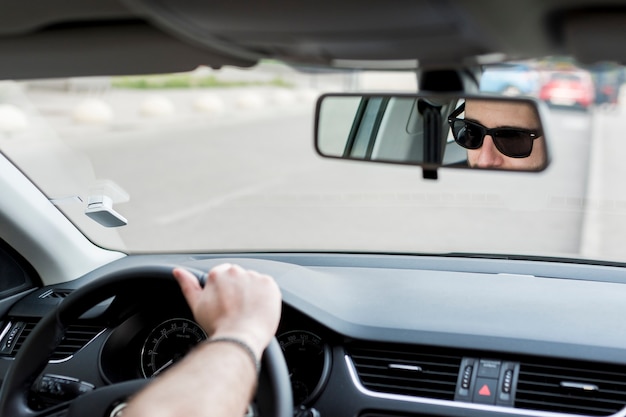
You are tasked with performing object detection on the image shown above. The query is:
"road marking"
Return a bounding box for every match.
[579,109,605,258]
[155,178,285,225]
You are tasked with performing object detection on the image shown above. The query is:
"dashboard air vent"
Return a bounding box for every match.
[6,320,104,361]
[516,358,626,416]
[8,320,36,354]
[38,289,72,299]
[348,342,462,400]
[50,324,105,361]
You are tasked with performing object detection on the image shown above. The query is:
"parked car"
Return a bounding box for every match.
[2,2,626,417]
[539,71,595,108]
[590,65,624,106]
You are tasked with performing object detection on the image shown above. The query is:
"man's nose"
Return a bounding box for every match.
[475,136,504,168]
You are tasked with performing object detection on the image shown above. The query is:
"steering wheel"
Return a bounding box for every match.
[0,265,293,417]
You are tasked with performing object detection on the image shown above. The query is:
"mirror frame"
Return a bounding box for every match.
[313,92,551,175]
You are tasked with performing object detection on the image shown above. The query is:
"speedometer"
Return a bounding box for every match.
[141,318,207,378]
[277,330,331,406]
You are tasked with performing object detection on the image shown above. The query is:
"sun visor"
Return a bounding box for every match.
[120,0,495,69]
[0,21,255,80]
[563,11,626,65]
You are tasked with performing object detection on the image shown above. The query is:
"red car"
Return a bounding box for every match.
[539,71,595,108]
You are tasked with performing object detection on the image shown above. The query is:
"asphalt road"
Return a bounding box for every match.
[54,97,603,259]
[579,106,626,260]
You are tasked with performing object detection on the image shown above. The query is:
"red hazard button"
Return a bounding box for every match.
[473,378,497,404]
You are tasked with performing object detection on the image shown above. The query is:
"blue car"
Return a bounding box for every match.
[480,64,540,96]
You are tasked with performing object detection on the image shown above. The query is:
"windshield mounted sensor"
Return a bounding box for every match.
[85,195,127,227]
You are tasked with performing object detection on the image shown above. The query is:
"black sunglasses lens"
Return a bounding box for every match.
[451,120,484,149]
[492,131,534,158]
[451,118,537,158]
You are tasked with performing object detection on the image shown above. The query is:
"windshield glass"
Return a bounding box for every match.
[1,58,625,262]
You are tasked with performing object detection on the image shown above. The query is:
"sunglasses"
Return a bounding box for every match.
[447,103,542,158]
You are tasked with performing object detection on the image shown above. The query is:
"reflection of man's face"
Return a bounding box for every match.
[464,100,546,170]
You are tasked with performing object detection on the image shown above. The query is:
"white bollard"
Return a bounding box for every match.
[0,104,28,134]
[235,93,264,109]
[72,98,114,124]
[193,94,225,115]
[139,95,175,117]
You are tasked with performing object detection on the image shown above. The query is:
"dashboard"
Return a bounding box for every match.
[2,253,626,417]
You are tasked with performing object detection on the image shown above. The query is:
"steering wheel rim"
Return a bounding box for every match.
[0,264,293,417]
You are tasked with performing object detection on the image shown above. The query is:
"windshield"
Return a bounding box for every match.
[1,59,625,262]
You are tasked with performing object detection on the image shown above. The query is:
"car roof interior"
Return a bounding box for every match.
[1,0,625,80]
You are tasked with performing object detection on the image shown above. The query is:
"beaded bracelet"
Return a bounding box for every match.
[206,337,261,374]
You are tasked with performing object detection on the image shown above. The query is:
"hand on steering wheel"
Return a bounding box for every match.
[0,265,292,417]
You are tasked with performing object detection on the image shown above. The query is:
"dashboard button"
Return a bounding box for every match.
[473,378,498,405]
[455,358,476,400]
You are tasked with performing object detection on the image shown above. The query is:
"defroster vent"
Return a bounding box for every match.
[348,342,462,400]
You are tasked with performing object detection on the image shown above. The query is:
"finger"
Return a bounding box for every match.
[208,263,233,281]
[173,268,203,307]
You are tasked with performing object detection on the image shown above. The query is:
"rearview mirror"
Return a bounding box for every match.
[314,93,549,174]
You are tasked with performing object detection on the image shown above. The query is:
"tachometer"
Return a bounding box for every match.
[141,318,207,378]
[277,330,331,406]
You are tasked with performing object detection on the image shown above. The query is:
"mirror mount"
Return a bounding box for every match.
[417,69,480,93]
[416,69,481,179]
[419,69,464,93]
[422,168,438,180]
[417,99,443,180]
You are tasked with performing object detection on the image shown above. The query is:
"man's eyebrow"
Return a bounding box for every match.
[464,117,538,131]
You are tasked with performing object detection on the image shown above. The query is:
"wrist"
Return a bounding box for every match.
[208,330,266,363]
[204,335,261,374]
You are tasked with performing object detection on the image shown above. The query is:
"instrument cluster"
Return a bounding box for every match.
[99,304,333,407]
